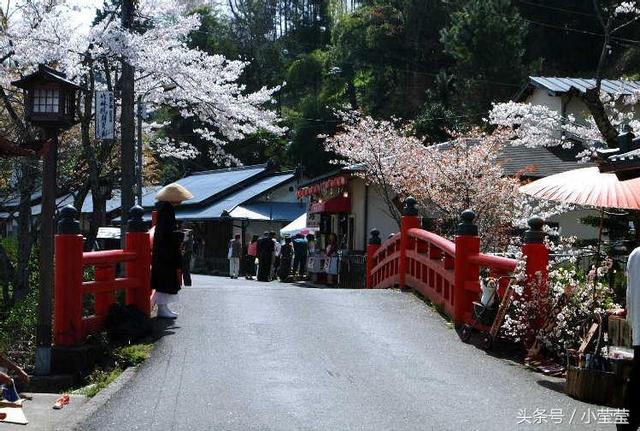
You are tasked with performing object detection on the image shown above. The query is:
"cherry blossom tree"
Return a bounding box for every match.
[324,113,422,225]
[0,0,284,252]
[586,1,640,146]
[489,2,640,152]
[324,113,566,249]
[2,0,284,161]
[489,96,640,161]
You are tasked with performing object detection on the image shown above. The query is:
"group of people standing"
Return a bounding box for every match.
[150,181,319,317]
[229,232,315,282]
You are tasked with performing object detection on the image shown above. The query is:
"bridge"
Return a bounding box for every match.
[53,198,548,348]
[367,198,548,326]
[49,200,610,430]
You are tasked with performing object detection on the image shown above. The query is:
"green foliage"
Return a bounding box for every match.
[0,237,17,261]
[81,367,123,398]
[441,0,527,114]
[75,343,153,397]
[441,0,526,76]
[114,343,153,367]
[188,6,238,58]
[287,53,324,94]
[151,0,639,177]
[0,288,38,370]
[286,94,340,176]
[414,100,464,143]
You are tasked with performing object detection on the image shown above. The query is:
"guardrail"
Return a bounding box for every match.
[54,205,151,347]
[366,198,548,326]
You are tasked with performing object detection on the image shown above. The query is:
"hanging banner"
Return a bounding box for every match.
[95,90,115,140]
[306,203,320,229]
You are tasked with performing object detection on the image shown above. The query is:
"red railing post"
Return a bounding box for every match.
[522,216,549,334]
[94,264,115,322]
[125,206,152,315]
[522,216,549,291]
[54,206,84,347]
[366,229,381,288]
[454,210,480,325]
[399,197,421,289]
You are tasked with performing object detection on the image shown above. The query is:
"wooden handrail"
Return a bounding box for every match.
[82,250,137,265]
[372,232,400,259]
[468,253,517,272]
[407,228,455,255]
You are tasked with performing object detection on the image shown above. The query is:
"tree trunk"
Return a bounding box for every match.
[76,72,109,252]
[13,159,36,302]
[120,0,136,244]
[583,87,619,148]
[0,241,14,309]
[586,5,618,148]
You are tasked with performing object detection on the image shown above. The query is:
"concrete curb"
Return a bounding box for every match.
[57,367,137,431]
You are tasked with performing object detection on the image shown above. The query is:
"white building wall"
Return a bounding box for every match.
[548,209,600,240]
[252,180,299,203]
[349,178,400,250]
[564,95,589,122]
[527,88,640,124]
[527,89,562,113]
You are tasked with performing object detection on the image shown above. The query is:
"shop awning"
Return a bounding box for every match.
[309,196,351,214]
[281,213,318,237]
[229,202,305,221]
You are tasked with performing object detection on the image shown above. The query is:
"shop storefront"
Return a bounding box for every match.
[297,171,398,288]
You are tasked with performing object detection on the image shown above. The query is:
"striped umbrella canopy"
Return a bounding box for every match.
[519,166,640,210]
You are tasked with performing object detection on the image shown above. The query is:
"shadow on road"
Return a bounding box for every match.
[290,281,339,289]
[150,318,180,341]
[536,378,566,395]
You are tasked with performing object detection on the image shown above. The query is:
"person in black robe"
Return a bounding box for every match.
[152,201,184,319]
[278,236,293,282]
[181,229,194,287]
[257,232,274,282]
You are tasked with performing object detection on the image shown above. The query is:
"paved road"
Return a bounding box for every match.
[80,275,613,431]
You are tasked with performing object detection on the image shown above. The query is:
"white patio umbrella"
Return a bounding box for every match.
[280,213,317,237]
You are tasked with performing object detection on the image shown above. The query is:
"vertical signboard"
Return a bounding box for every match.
[95,91,115,140]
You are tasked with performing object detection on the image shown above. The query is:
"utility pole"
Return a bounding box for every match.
[120,0,136,242]
[137,95,143,205]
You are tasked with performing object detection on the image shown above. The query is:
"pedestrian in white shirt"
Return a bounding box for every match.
[228,234,242,279]
[624,246,640,430]
[270,231,280,280]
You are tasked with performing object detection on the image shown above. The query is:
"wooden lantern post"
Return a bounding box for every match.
[12,65,81,375]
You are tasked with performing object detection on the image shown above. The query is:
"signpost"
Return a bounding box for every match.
[95,90,115,140]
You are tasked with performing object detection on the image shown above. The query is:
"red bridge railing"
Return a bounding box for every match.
[367,233,401,289]
[54,205,152,347]
[367,198,548,326]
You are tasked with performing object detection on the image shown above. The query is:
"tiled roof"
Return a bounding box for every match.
[120,172,297,222]
[427,139,593,179]
[177,173,295,220]
[140,164,270,208]
[608,147,640,162]
[498,144,595,178]
[528,76,640,96]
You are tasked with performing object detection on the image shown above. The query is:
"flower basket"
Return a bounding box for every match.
[565,366,626,407]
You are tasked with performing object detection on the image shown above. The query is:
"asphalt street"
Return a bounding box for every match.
[80,275,614,431]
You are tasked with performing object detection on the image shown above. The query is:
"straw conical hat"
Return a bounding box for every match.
[156,183,194,203]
